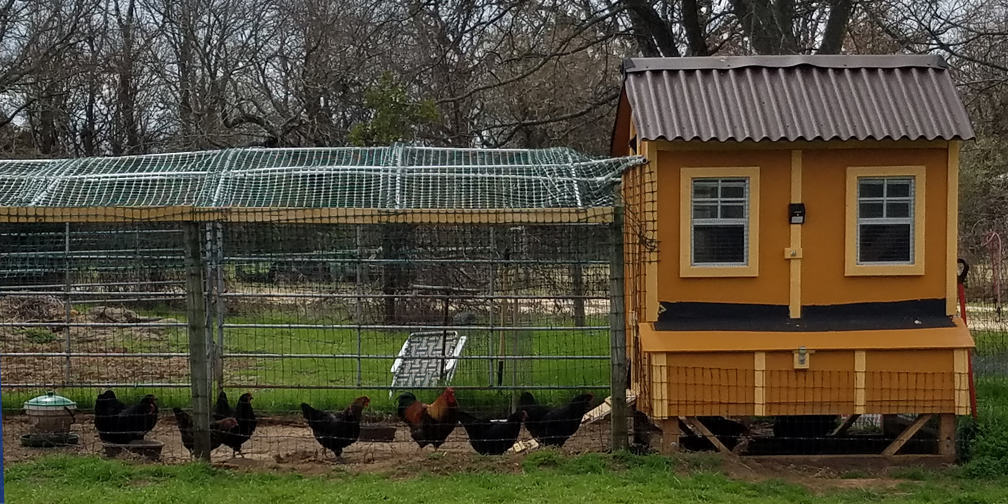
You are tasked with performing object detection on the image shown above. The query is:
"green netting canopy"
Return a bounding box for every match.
[0,145,645,211]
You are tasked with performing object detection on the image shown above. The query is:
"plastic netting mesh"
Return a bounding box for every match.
[0,146,644,209]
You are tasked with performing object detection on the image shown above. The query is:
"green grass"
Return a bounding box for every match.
[6,453,1008,504]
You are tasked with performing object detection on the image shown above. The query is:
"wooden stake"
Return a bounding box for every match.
[184,223,212,461]
[659,418,680,454]
[609,190,629,451]
[938,414,956,456]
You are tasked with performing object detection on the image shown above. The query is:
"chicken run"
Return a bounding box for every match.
[0,146,640,466]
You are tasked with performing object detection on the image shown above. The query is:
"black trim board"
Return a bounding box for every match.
[655,299,953,332]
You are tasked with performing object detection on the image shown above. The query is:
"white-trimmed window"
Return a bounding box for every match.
[691,178,748,265]
[845,166,925,276]
[680,167,759,277]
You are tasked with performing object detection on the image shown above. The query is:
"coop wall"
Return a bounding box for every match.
[651,143,953,309]
[644,347,970,419]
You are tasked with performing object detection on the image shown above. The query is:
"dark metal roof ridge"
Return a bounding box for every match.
[622,54,948,73]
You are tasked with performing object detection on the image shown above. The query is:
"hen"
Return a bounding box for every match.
[94,389,125,443]
[172,408,239,456]
[96,393,159,444]
[457,409,526,455]
[301,396,370,458]
[214,391,257,457]
[396,388,458,449]
[520,392,594,447]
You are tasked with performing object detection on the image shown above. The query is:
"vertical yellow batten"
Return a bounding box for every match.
[789,151,803,318]
[651,352,668,418]
[947,141,961,316]
[754,351,766,416]
[641,141,660,322]
[854,351,866,414]
[954,348,970,415]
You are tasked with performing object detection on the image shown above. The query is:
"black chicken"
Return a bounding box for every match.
[172,408,239,456]
[457,409,527,455]
[301,396,370,458]
[96,393,159,444]
[94,389,125,443]
[214,391,257,457]
[520,392,594,447]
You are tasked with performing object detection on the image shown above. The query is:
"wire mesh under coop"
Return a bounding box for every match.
[0,145,645,465]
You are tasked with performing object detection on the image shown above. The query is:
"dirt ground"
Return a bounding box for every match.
[2,413,955,491]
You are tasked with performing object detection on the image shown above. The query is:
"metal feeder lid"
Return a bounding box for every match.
[24,391,77,411]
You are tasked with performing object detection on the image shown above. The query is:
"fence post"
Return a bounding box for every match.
[609,186,629,451]
[184,222,212,461]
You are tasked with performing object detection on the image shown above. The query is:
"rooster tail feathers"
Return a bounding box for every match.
[300,402,322,420]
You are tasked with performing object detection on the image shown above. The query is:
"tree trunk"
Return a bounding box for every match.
[818,0,853,54]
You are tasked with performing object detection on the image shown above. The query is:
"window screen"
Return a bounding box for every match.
[691,178,748,265]
[857,177,914,264]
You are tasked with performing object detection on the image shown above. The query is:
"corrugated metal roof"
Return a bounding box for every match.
[621,55,975,143]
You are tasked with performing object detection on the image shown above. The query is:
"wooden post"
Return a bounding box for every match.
[659,418,680,454]
[184,223,212,461]
[609,190,629,451]
[938,413,956,457]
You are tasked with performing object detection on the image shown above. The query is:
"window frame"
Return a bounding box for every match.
[845,166,926,276]
[679,167,760,278]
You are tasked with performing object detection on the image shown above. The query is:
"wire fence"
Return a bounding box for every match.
[0,218,619,463]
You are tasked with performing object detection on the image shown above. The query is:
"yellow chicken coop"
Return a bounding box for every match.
[612,55,976,456]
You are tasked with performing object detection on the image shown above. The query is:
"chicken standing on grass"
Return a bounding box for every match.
[95,391,159,444]
[214,391,257,457]
[457,409,527,455]
[301,396,370,459]
[172,408,239,456]
[396,387,458,449]
[520,392,594,447]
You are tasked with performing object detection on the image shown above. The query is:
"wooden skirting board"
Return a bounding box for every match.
[510,389,637,454]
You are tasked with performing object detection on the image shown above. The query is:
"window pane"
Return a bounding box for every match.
[694,225,745,264]
[693,180,719,199]
[721,204,745,219]
[693,204,717,219]
[886,179,912,197]
[720,180,746,198]
[886,202,910,218]
[859,180,884,198]
[859,202,884,218]
[859,224,912,263]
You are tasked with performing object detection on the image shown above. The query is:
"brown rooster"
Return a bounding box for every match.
[396,388,458,449]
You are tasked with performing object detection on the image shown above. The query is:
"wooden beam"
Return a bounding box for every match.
[0,206,616,225]
[882,414,933,456]
[183,223,211,461]
[829,414,861,437]
[947,141,961,316]
[938,414,956,456]
[789,150,802,318]
[659,418,681,454]
[680,416,733,455]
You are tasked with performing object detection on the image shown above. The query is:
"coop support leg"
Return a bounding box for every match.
[659,418,680,454]
[680,416,733,455]
[829,414,861,437]
[881,414,932,456]
[938,413,956,457]
[184,223,212,461]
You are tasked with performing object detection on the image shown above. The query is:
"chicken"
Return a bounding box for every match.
[172,408,239,456]
[301,396,370,458]
[457,409,527,455]
[96,394,159,444]
[94,390,125,443]
[520,392,594,447]
[214,392,257,457]
[396,388,458,449]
